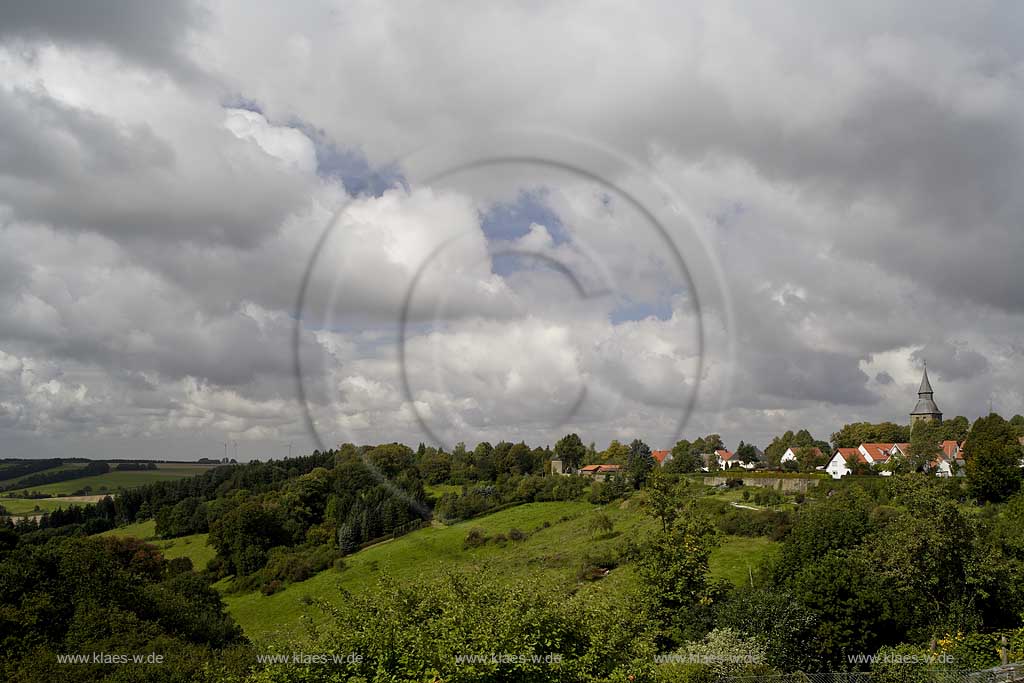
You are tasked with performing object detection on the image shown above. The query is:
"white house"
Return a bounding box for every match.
[856,444,897,475]
[825,447,863,479]
[924,440,965,477]
[781,446,824,466]
[715,449,737,469]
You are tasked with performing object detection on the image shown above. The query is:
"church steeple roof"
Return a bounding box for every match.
[918,364,933,395]
[911,363,941,417]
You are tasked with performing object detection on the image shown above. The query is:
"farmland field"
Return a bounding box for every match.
[0,462,88,489]
[2,463,218,496]
[0,496,105,516]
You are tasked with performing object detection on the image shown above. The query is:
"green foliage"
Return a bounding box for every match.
[735,441,759,463]
[644,469,691,531]
[870,644,947,683]
[588,474,631,504]
[155,495,209,537]
[0,534,247,682]
[665,627,773,679]
[831,421,911,449]
[587,511,614,536]
[765,429,828,469]
[282,569,658,683]
[435,473,587,523]
[715,508,792,540]
[965,413,1023,503]
[636,500,721,644]
[716,588,818,672]
[418,446,452,484]
[554,433,587,471]
[600,439,631,465]
[628,439,655,489]
[774,487,875,581]
[208,500,293,576]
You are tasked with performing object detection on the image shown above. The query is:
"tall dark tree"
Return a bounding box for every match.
[668,439,699,473]
[965,413,1023,503]
[553,433,587,471]
[627,439,655,489]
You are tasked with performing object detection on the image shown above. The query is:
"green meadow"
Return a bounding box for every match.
[100,519,217,571]
[211,499,778,645]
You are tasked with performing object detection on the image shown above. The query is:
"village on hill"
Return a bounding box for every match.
[553,366,1024,481]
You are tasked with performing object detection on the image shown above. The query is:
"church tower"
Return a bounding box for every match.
[910,363,942,430]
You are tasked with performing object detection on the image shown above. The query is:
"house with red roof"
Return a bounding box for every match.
[714,449,737,469]
[651,449,673,467]
[578,463,623,482]
[825,447,866,479]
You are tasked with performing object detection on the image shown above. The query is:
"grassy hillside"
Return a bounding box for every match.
[100,519,216,570]
[0,462,86,489]
[219,498,779,645]
[5,463,217,496]
[0,497,98,516]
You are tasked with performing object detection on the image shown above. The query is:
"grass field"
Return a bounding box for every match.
[709,534,781,587]
[0,497,94,515]
[219,498,779,645]
[0,462,87,489]
[4,463,217,496]
[424,483,463,498]
[100,519,217,570]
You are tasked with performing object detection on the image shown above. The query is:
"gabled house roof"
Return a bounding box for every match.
[715,449,735,461]
[835,447,867,464]
[860,443,894,462]
[580,464,621,474]
[791,446,823,458]
[941,440,960,459]
[652,450,671,465]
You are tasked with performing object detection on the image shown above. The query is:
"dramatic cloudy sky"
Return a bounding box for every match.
[1,1,1022,460]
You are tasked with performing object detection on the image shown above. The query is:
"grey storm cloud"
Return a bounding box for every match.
[0,88,313,248]
[911,344,990,382]
[0,0,1023,459]
[0,0,202,77]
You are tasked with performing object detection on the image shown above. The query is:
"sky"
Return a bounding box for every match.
[1,1,1022,461]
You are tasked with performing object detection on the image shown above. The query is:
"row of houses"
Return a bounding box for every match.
[555,439,968,481]
[824,440,963,479]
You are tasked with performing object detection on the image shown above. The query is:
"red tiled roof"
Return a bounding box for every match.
[941,440,959,458]
[861,443,894,462]
[715,449,734,460]
[580,463,622,473]
[836,447,867,464]
[652,450,671,464]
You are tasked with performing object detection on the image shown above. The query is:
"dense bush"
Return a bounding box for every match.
[716,508,792,540]
[436,473,587,523]
[282,568,657,683]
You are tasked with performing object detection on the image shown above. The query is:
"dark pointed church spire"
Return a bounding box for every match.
[918,362,933,396]
[910,361,942,429]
